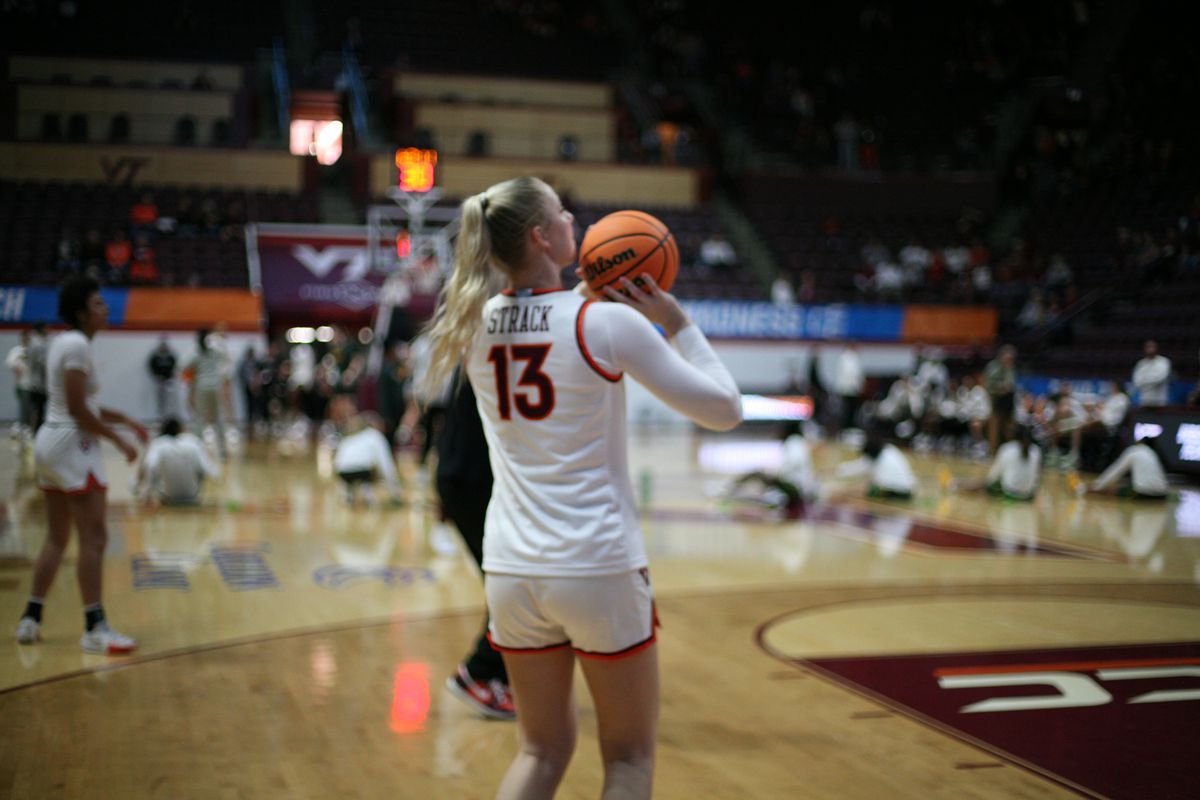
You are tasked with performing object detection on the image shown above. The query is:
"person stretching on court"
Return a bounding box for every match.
[423,176,742,799]
[836,426,918,499]
[135,417,220,505]
[16,276,146,654]
[951,426,1042,501]
[1073,432,1170,499]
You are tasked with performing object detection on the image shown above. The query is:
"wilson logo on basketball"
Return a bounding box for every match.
[582,247,637,282]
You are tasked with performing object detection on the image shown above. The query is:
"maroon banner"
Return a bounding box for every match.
[251,224,438,322]
[254,225,384,319]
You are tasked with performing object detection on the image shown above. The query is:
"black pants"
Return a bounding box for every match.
[27,390,46,432]
[437,476,506,683]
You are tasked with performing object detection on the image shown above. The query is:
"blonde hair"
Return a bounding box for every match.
[422,176,552,397]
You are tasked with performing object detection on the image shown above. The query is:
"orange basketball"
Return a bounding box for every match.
[579,210,679,294]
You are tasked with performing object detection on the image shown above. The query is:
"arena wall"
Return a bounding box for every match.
[369,154,701,206]
[394,73,609,109]
[0,143,303,190]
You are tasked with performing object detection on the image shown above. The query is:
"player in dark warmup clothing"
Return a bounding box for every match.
[437,369,514,719]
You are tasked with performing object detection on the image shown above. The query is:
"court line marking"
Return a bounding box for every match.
[0,605,481,697]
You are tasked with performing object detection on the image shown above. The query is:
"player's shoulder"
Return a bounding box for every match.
[580,297,652,327]
[51,330,89,354]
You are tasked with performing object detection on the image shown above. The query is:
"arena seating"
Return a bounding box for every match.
[0,181,317,287]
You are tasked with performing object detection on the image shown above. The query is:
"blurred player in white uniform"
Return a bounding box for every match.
[136,418,219,505]
[16,277,147,654]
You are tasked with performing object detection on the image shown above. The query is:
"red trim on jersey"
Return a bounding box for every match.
[40,472,107,495]
[575,299,622,383]
[486,630,572,654]
[500,287,569,297]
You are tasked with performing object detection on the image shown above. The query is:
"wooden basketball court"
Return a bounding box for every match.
[1,430,1196,799]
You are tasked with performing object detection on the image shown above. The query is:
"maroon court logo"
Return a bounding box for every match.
[804,641,1200,799]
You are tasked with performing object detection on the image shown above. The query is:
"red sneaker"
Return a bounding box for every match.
[445,665,516,720]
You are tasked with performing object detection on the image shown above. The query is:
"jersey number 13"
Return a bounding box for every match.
[487,344,555,421]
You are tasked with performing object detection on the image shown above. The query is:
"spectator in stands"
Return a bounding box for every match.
[1017,288,1047,329]
[873,258,904,302]
[698,234,736,273]
[135,418,219,505]
[199,198,222,235]
[222,199,246,241]
[128,234,159,284]
[797,270,819,304]
[899,238,932,287]
[983,344,1017,451]
[943,241,970,279]
[771,275,795,307]
[971,261,993,302]
[1132,340,1172,407]
[104,229,132,285]
[834,113,860,172]
[1043,253,1074,304]
[130,192,159,237]
[55,228,80,275]
[175,197,199,237]
[861,238,890,269]
[80,228,105,271]
[147,336,177,419]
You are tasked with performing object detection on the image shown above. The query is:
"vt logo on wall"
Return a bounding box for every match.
[252,224,383,316]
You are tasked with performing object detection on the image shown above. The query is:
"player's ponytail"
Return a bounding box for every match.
[1017,425,1033,460]
[423,176,551,398]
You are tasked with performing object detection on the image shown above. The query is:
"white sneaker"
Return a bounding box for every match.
[80,622,137,655]
[15,617,40,645]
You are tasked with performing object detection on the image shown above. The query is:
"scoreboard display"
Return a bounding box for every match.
[1131,407,1200,477]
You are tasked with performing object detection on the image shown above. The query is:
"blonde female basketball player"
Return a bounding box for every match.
[15,277,146,654]
[424,176,742,799]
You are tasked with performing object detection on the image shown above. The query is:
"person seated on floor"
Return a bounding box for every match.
[1072,432,1170,500]
[836,426,917,499]
[726,421,821,518]
[136,418,219,505]
[332,411,402,506]
[950,426,1041,501]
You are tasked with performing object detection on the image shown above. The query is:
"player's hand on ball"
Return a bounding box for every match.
[603,275,689,337]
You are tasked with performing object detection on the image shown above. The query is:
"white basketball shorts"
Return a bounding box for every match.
[34,425,108,494]
[485,568,658,659]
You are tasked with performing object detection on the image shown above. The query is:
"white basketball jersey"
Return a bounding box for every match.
[466,288,644,577]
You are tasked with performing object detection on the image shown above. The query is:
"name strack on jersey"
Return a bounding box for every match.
[487,304,552,335]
